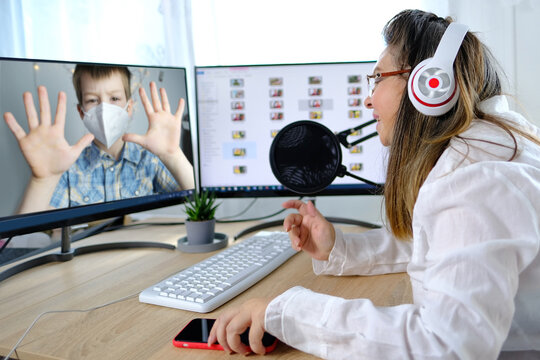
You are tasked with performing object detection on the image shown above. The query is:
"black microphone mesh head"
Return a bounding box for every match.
[269,120,342,194]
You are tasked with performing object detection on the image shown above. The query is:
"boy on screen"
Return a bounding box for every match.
[3,64,194,214]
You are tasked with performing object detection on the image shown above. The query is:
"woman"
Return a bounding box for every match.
[209,10,540,359]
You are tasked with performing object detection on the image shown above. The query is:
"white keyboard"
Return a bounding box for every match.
[139,231,297,313]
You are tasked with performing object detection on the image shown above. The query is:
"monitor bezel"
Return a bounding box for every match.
[194,61,383,198]
[0,56,194,238]
[0,191,192,238]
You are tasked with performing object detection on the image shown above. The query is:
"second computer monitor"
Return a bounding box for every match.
[195,61,386,197]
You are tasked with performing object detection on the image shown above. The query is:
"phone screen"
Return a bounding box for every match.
[173,318,278,351]
[175,318,214,343]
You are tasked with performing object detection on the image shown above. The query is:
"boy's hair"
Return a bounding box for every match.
[72,64,132,105]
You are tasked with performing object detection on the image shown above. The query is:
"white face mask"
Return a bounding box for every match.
[81,102,131,149]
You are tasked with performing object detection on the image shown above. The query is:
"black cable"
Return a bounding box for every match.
[103,220,185,233]
[216,196,303,224]
[216,206,288,224]
[216,198,258,221]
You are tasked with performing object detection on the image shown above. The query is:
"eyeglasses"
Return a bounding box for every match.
[366,69,411,96]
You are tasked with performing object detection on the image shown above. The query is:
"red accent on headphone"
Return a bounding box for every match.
[410,65,457,108]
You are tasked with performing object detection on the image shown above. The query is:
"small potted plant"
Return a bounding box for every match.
[184,190,220,245]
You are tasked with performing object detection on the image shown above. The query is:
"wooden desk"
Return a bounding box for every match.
[0,220,412,359]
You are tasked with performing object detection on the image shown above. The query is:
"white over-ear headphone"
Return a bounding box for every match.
[407,22,469,116]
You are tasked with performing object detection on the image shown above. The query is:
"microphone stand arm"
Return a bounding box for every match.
[346,132,379,148]
[336,165,382,189]
[336,119,377,148]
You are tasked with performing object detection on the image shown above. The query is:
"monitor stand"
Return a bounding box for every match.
[232,197,381,240]
[0,217,175,283]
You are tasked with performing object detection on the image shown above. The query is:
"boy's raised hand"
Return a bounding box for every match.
[3,86,94,180]
[124,81,183,160]
[124,81,194,190]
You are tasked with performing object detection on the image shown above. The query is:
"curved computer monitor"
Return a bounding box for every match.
[194,61,386,198]
[0,57,194,240]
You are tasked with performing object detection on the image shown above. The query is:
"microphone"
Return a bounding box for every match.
[269,120,381,195]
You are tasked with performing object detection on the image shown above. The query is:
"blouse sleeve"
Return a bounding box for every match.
[312,226,412,276]
[265,162,540,359]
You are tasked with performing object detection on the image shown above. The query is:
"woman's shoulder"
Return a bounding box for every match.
[427,96,540,184]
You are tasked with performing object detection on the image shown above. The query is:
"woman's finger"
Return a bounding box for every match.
[248,323,267,355]
[225,316,251,355]
[282,199,305,211]
[294,227,306,250]
[283,213,303,232]
[215,321,231,353]
[207,320,218,347]
[305,200,320,217]
[214,313,237,353]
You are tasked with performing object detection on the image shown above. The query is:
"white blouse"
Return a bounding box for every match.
[265,96,540,359]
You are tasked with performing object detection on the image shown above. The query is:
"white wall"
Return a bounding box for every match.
[514,0,540,125]
[446,0,539,125]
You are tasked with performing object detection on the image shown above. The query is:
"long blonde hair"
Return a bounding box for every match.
[382,10,539,239]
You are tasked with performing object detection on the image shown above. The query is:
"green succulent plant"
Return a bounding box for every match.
[184,190,220,221]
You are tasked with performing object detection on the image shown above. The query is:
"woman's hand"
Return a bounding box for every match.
[3,86,93,180]
[282,199,336,261]
[207,298,271,355]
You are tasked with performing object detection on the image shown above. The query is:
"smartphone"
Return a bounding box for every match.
[173,318,278,353]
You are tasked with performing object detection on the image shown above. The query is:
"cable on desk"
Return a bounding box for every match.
[216,198,258,221]
[5,292,139,360]
[216,207,287,224]
[217,196,304,225]
[103,220,185,233]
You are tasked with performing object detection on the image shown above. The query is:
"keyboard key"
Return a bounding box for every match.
[196,293,214,303]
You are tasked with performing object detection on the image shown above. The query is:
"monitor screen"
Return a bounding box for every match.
[0,57,195,239]
[195,62,387,197]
